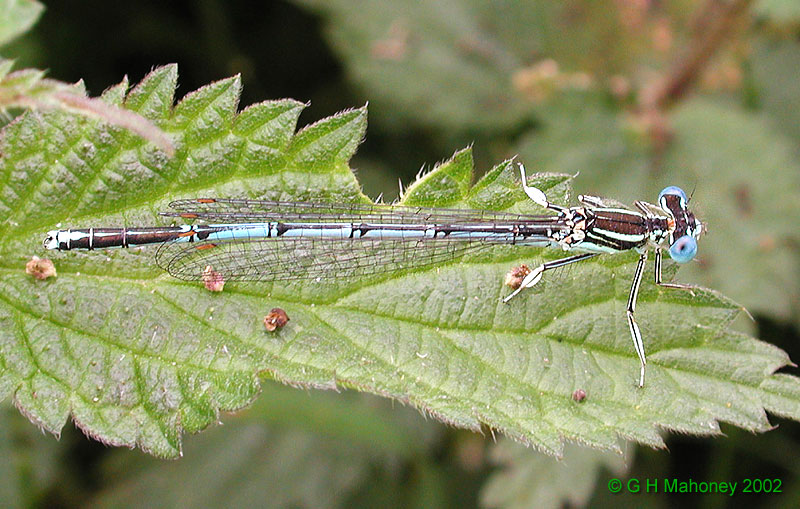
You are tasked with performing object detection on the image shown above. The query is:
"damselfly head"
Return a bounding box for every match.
[668,235,697,263]
[658,186,688,208]
[659,185,703,263]
[692,215,705,238]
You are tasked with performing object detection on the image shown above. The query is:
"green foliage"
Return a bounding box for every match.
[0,59,174,155]
[756,0,800,22]
[0,0,43,48]
[482,440,628,509]
[0,402,65,507]
[1,66,799,459]
[751,37,800,144]
[292,0,685,131]
[293,0,531,131]
[90,384,438,508]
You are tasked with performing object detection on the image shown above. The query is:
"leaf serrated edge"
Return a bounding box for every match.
[400,146,474,206]
[287,104,368,168]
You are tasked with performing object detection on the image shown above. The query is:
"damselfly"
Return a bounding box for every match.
[43,163,703,387]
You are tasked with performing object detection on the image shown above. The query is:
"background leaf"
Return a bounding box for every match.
[0,0,43,48]
[481,440,628,509]
[756,0,800,22]
[0,402,66,507]
[751,37,800,145]
[89,383,440,508]
[291,0,689,134]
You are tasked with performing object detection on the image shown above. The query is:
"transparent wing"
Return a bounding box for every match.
[578,195,635,210]
[163,198,554,224]
[155,236,497,282]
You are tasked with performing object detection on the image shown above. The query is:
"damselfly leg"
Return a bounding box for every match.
[627,249,700,387]
[507,163,702,387]
[502,253,599,303]
[654,248,696,293]
[627,251,648,387]
[518,163,569,214]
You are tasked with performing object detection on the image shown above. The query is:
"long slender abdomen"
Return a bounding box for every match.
[45,226,193,250]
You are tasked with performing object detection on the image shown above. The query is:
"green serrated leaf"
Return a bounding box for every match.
[100,77,130,106]
[0,68,45,91]
[0,63,174,159]
[401,147,473,207]
[482,440,628,509]
[1,66,799,458]
[124,64,177,120]
[0,0,43,47]
[288,105,367,171]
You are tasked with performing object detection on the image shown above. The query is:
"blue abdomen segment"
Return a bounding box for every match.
[202,222,548,244]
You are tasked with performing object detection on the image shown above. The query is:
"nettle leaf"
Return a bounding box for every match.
[1,66,799,458]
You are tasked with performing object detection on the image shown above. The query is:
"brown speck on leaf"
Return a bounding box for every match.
[572,388,587,402]
[264,308,290,332]
[202,265,225,292]
[504,264,531,290]
[26,256,56,280]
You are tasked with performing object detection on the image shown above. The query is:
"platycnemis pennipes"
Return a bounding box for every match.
[43,163,703,387]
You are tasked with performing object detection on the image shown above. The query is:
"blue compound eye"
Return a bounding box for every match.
[668,235,697,263]
[659,185,688,204]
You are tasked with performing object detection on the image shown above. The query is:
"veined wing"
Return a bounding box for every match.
[163,198,557,224]
[155,236,502,282]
